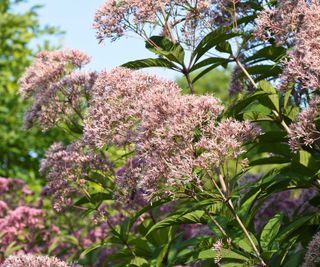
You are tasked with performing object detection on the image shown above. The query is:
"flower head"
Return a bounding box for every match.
[84,67,259,201]
[288,97,320,152]
[94,0,249,46]
[255,0,320,91]
[84,67,181,147]
[19,49,96,131]
[40,141,110,211]
[1,254,81,267]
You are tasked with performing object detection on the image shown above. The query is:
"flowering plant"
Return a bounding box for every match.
[15,0,320,266]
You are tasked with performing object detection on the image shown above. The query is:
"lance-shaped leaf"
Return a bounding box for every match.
[190,57,229,72]
[245,46,286,64]
[145,36,185,65]
[188,248,249,263]
[146,210,208,236]
[122,58,178,70]
[260,213,283,252]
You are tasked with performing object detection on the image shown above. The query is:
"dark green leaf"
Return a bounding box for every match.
[129,257,149,267]
[191,27,240,62]
[190,248,248,261]
[215,41,232,54]
[122,58,178,70]
[292,150,319,174]
[249,157,290,166]
[146,210,207,235]
[276,215,314,244]
[145,36,185,65]
[245,46,286,64]
[190,57,229,72]
[260,213,283,252]
[192,63,227,84]
[74,192,112,205]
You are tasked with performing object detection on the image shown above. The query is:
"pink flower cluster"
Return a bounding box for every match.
[0,177,32,206]
[84,68,260,200]
[0,207,43,249]
[195,119,261,170]
[288,97,320,152]
[84,67,181,147]
[0,177,115,265]
[255,0,320,90]
[40,142,110,211]
[280,1,320,91]
[0,178,48,257]
[94,0,247,45]
[1,254,81,267]
[254,0,302,44]
[19,49,97,131]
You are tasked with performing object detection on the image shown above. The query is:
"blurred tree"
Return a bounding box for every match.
[0,0,66,182]
[175,68,231,103]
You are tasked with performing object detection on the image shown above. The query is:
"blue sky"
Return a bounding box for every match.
[18,0,177,80]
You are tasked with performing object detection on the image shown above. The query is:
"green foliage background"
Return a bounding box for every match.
[0,0,66,183]
[176,68,231,102]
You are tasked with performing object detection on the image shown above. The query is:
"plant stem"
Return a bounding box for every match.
[158,0,176,43]
[272,110,292,134]
[235,57,257,89]
[205,210,238,247]
[184,70,195,94]
[218,173,228,195]
[209,172,266,266]
[226,200,266,266]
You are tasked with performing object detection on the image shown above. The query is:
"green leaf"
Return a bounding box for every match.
[215,41,232,54]
[120,217,133,241]
[268,234,300,266]
[283,105,299,121]
[249,157,290,166]
[245,46,286,64]
[226,90,267,117]
[129,257,149,267]
[221,263,247,267]
[258,131,287,143]
[247,65,282,80]
[292,150,319,174]
[128,238,154,256]
[146,210,207,236]
[192,63,226,84]
[74,192,112,205]
[80,242,104,258]
[243,112,273,121]
[253,143,291,157]
[258,80,279,111]
[239,170,314,226]
[281,251,304,267]
[190,57,229,72]
[156,244,170,267]
[191,27,240,62]
[145,36,185,65]
[275,214,314,243]
[239,101,273,121]
[107,248,133,264]
[283,88,293,108]
[122,58,178,70]
[191,248,248,261]
[238,189,261,223]
[260,213,283,252]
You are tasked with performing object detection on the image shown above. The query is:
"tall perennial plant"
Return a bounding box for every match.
[9,0,320,266]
